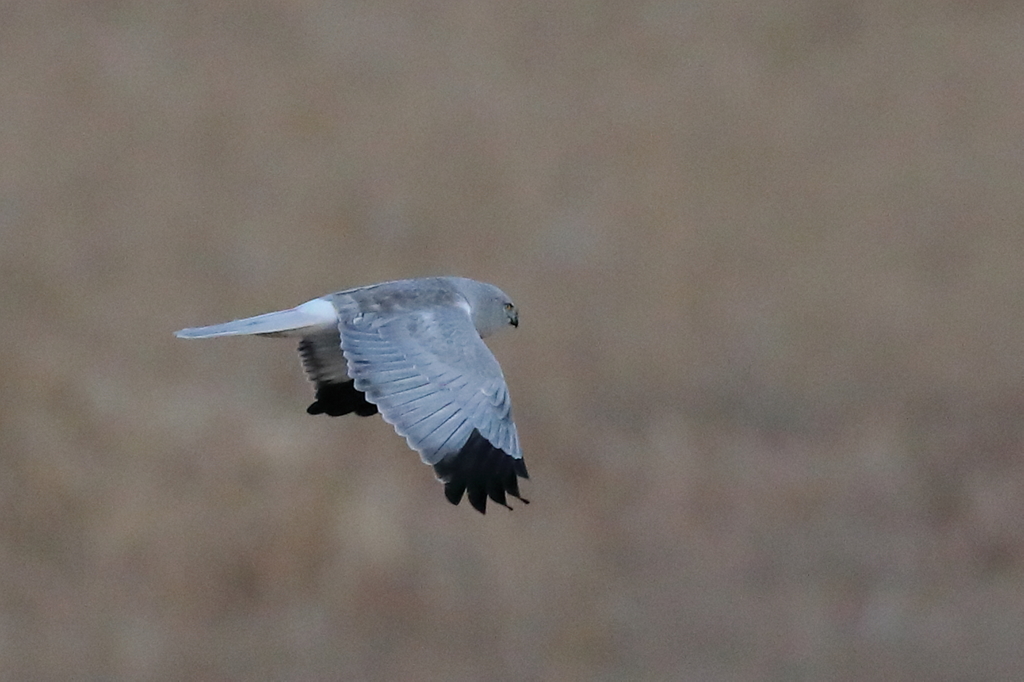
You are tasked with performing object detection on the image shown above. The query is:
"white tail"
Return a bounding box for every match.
[175,298,338,339]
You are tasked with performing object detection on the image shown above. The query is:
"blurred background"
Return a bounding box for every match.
[4,1,1024,679]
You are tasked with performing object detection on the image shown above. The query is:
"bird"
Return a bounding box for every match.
[175,277,528,514]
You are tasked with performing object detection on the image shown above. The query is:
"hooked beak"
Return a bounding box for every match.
[510,311,519,328]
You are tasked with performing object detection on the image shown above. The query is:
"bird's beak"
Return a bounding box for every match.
[510,312,519,328]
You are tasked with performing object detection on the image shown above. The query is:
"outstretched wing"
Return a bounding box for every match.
[299,331,377,417]
[338,306,527,513]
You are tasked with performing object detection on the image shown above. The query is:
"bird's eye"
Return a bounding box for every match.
[504,303,514,311]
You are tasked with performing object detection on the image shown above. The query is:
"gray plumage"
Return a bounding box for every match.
[175,277,527,513]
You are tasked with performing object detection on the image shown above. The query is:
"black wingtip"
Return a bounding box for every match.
[444,480,467,506]
[433,429,529,514]
[306,380,378,417]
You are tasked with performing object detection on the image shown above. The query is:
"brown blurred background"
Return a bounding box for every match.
[4,1,1024,680]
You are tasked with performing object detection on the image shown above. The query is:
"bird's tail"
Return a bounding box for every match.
[175,298,338,339]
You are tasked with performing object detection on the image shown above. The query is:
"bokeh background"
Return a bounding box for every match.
[4,1,1024,679]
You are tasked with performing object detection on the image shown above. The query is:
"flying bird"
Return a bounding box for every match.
[175,277,528,514]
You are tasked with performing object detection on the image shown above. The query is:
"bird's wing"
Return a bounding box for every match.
[299,330,377,417]
[338,304,527,512]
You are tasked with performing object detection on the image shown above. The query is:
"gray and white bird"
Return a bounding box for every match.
[175,277,528,513]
